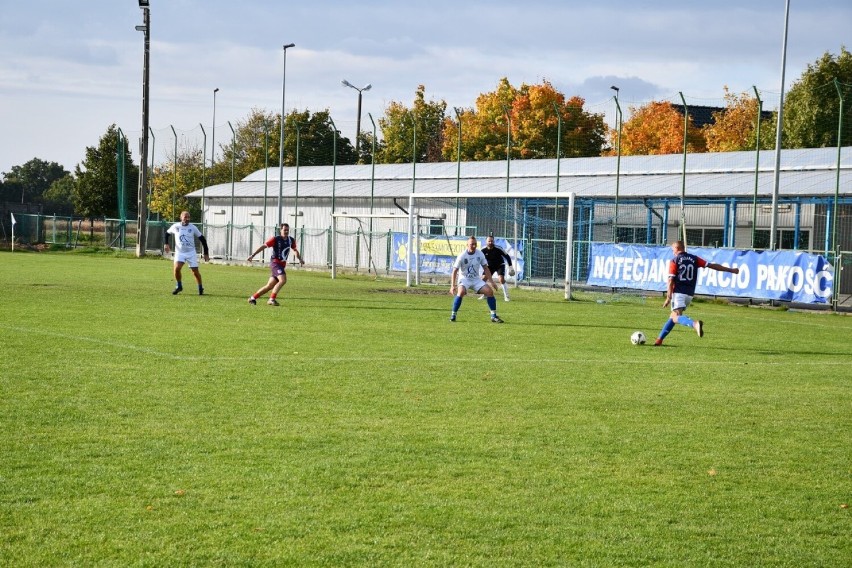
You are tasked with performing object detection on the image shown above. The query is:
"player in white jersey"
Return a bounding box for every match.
[449,236,504,323]
[164,210,209,295]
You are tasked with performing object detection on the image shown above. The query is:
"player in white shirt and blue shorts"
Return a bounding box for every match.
[164,210,209,295]
[449,236,504,323]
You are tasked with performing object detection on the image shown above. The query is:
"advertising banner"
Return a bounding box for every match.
[391,233,525,279]
[586,243,834,304]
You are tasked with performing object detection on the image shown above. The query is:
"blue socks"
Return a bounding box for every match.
[658,318,675,341]
[677,315,694,327]
[486,296,497,312]
[658,315,695,341]
[452,296,462,313]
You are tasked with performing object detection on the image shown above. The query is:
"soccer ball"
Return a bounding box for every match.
[630,331,646,345]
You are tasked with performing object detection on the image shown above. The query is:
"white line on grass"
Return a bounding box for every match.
[3,324,849,367]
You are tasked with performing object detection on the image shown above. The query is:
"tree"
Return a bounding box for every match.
[1,158,69,205]
[282,109,357,167]
[43,174,76,215]
[783,46,852,148]
[619,101,706,155]
[149,144,205,222]
[441,78,607,161]
[703,87,775,152]
[217,108,278,181]
[378,85,447,164]
[513,82,607,159]
[73,124,139,222]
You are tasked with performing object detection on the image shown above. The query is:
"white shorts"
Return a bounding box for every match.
[174,251,199,268]
[671,293,693,311]
[459,278,489,294]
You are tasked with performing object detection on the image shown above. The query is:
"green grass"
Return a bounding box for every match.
[1,251,849,567]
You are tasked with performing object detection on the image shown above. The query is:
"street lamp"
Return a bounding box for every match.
[135,0,150,257]
[341,79,371,158]
[278,42,295,226]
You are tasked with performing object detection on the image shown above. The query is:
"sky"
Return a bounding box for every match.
[1,0,849,175]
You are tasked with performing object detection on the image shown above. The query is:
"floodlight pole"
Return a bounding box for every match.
[409,110,417,194]
[200,123,206,227]
[751,86,763,248]
[679,91,688,243]
[611,86,622,242]
[454,107,463,235]
[278,43,295,226]
[770,0,791,251]
[135,2,151,257]
[342,79,372,159]
[368,112,377,272]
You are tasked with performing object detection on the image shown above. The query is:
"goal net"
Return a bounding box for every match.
[405,192,576,299]
[330,213,411,278]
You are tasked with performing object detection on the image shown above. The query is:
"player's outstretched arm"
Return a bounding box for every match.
[707,262,739,274]
[247,244,267,261]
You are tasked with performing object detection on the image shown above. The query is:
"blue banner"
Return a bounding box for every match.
[586,243,834,304]
[391,233,525,279]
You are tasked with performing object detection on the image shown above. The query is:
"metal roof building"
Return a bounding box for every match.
[189,146,851,202]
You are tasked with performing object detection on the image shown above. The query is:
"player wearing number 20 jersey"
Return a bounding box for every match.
[654,240,739,346]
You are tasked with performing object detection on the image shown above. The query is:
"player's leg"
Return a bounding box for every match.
[450,283,467,321]
[249,276,276,304]
[654,309,679,345]
[172,260,185,294]
[268,273,287,305]
[188,257,204,294]
[498,271,510,301]
[475,281,503,323]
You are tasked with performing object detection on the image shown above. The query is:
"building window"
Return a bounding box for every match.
[753,229,810,251]
[429,219,445,236]
[616,226,658,245]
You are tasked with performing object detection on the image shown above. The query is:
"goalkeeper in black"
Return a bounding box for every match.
[479,234,514,302]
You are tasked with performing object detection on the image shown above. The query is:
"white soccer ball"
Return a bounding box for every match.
[630,331,646,345]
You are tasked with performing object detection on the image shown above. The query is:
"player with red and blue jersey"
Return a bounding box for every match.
[246,223,304,306]
[655,240,739,346]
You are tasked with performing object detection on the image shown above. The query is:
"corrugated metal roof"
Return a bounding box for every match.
[188,147,851,200]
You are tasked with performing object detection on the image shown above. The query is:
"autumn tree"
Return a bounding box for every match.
[619,101,707,155]
[442,78,518,161]
[441,78,606,161]
[783,46,852,148]
[513,82,607,158]
[378,85,447,164]
[703,87,776,152]
[149,143,206,221]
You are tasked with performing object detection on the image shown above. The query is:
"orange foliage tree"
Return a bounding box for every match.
[442,78,606,161]
[704,87,775,152]
[619,101,707,155]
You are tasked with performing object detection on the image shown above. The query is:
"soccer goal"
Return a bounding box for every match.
[406,192,576,299]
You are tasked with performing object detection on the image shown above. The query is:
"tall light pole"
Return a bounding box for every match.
[341,79,371,158]
[134,0,150,257]
[770,0,791,251]
[611,85,622,242]
[211,88,219,174]
[278,43,295,226]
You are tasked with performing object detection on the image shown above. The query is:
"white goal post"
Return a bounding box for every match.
[406,192,576,299]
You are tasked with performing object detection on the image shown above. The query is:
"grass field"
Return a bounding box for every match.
[1,250,849,566]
